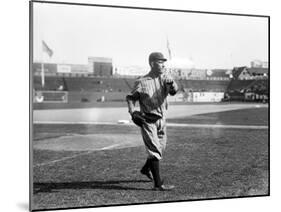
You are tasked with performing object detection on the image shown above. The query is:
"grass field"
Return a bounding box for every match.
[32,107,269,211]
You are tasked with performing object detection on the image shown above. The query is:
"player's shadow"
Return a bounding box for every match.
[33,180,152,194]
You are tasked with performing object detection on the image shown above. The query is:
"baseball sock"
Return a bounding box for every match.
[150,157,162,187]
[141,158,152,172]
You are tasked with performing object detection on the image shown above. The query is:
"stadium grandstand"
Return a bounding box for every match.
[223,65,269,102]
[225,79,268,102]
[32,59,269,107]
[178,79,229,92]
[33,75,134,93]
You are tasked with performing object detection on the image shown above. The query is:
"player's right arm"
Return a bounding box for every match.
[126,94,138,115]
[126,80,141,115]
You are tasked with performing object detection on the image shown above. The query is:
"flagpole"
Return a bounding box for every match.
[41,61,45,88]
[41,43,45,88]
[166,36,172,60]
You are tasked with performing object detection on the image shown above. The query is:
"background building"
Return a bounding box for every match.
[88,57,113,76]
[251,60,268,68]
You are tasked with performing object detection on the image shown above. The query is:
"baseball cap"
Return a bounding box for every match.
[149,52,167,63]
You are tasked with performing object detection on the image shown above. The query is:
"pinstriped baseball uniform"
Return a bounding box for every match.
[127,71,178,160]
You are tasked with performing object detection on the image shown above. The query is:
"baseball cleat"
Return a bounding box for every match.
[140,169,153,181]
[153,184,175,191]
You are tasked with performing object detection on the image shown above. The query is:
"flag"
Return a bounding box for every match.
[42,40,53,57]
[166,38,172,60]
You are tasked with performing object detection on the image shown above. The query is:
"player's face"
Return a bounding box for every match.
[151,60,165,74]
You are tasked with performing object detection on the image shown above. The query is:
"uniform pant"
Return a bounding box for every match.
[140,118,167,160]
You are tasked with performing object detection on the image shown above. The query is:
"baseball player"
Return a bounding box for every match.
[126,52,178,191]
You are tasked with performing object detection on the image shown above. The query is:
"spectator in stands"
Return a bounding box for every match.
[126,52,178,191]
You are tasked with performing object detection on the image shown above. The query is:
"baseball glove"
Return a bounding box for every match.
[131,111,145,127]
[143,113,162,123]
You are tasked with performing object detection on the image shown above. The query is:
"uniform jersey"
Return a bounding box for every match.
[128,71,178,118]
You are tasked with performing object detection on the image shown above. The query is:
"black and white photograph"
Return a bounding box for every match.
[30,1,269,211]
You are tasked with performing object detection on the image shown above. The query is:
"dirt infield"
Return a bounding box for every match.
[33,103,268,123]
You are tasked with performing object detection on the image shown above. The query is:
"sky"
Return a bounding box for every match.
[33,2,268,69]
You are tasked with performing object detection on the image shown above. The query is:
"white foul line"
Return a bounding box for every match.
[100,143,121,150]
[33,143,121,168]
[33,151,94,168]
